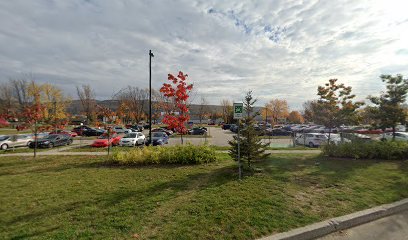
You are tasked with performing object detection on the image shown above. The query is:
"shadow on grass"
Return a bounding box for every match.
[3,164,236,229]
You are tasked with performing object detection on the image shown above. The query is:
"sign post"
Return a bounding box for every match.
[233,103,243,180]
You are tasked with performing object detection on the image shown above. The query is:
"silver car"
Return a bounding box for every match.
[0,134,34,150]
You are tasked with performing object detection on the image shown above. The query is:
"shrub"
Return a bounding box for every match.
[109,144,217,165]
[322,140,408,160]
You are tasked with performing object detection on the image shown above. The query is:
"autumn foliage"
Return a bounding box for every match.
[159,71,193,134]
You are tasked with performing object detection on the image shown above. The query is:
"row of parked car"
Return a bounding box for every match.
[0,133,73,150]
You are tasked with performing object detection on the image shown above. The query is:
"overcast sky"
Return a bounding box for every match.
[0,0,407,109]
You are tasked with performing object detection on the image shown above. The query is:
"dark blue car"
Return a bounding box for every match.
[145,132,169,146]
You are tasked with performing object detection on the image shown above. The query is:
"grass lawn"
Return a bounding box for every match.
[0,128,32,135]
[211,145,317,151]
[1,153,407,239]
[0,147,51,154]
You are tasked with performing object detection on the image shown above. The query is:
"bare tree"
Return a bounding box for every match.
[0,82,14,115]
[114,86,149,123]
[197,97,210,124]
[10,78,30,109]
[220,99,233,123]
[76,84,96,124]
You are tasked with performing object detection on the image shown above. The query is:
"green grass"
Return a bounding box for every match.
[0,147,51,154]
[211,145,318,151]
[0,153,407,239]
[0,128,32,135]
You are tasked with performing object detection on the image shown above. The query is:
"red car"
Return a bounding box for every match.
[49,130,78,137]
[91,133,121,147]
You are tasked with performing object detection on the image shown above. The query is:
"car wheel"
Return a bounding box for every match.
[48,143,54,148]
[1,144,8,150]
[68,140,73,145]
[308,142,314,148]
[27,141,32,147]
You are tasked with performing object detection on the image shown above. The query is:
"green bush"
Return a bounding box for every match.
[109,144,217,165]
[322,140,408,160]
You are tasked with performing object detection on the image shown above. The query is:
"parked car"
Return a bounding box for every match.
[113,126,130,134]
[355,128,383,134]
[0,134,34,150]
[29,134,72,148]
[188,127,207,135]
[295,133,328,147]
[72,126,93,136]
[229,124,238,133]
[91,133,121,147]
[129,125,144,132]
[91,133,122,147]
[326,134,351,145]
[152,128,173,136]
[382,132,408,141]
[265,128,292,136]
[145,132,169,146]
[222,124,231,130]
[119,132,146,147]
[49,130,78,137]
[342,133,372,142]
[82,128,106,136]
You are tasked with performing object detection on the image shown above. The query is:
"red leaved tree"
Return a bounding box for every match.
[20,103,45,158]
[160,71,193,144]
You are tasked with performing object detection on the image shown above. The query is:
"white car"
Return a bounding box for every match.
[296,133,328,147]
[113,126,130,134]
[382,132,408,141]
[119,132,146,147]
[327,134,351,145]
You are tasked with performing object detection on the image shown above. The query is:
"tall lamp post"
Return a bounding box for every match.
[149,50,154,143]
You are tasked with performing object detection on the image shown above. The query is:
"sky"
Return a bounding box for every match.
[0,0,407,110]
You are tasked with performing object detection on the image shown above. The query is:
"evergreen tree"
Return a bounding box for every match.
[368,74,408,140]
[228,91,270,169]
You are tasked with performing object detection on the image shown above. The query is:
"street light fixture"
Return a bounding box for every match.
[149,50,154,143]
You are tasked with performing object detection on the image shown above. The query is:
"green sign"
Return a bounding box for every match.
[233,103,243,119]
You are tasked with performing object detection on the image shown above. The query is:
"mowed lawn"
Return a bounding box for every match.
[0,153,407,239]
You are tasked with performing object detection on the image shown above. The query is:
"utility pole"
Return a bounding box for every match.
[149,50,154,144]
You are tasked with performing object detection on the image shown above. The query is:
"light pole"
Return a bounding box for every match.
[149,50,154,143]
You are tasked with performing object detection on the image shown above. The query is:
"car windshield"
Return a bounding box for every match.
[124,133,137,138]
[0,136,9,141]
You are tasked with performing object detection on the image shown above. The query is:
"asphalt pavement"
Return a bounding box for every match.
[319,210,408,240]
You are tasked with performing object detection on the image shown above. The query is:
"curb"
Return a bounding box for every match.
[259,198,408,240]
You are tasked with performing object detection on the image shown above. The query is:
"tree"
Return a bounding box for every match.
[159,71,193,144]
[0,82,14,116]
[368,74,408,140]
[220,99,233,123]
[302,100,320,123]
[228,91,270,170]
[288,111,304,124]
[197,97,210,124]
[263,99,289,125]
[114,86,149,123]
[76,84,96,124]
[314,79,363,142]
[10,77,30,109]
[20,102,45,158]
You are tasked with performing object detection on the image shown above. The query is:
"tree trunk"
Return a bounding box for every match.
[392,126,396,141]
[180,133,183,145]
[33,121,38,158]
